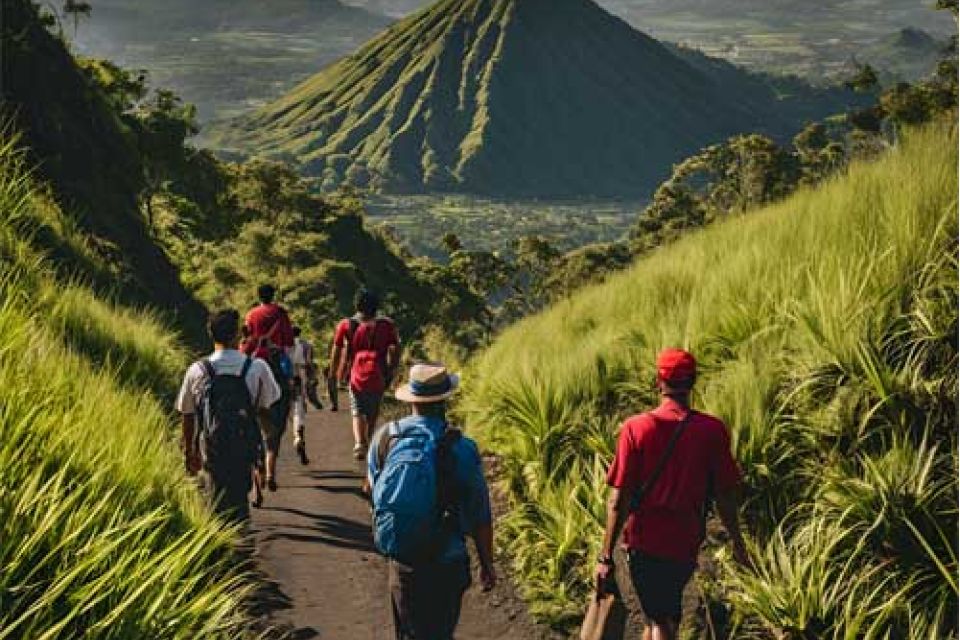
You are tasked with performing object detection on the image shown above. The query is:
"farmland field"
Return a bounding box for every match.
[364,195,641,260]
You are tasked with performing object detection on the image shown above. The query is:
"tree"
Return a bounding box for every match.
[441,232,462,256]
[62,0,91,36]
[845,63,879,93]
[134,89,199,231]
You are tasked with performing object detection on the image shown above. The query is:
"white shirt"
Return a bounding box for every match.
[176,349,281,415]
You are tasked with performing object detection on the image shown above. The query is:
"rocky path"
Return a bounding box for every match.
[248,393,553,640]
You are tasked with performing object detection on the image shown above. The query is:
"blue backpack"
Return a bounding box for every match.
[371,420,460,564]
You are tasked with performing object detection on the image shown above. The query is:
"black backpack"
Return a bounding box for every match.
[195,358,262,473]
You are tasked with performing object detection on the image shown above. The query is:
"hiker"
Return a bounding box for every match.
[367,364,496,640]
[289,325,320,465]
[595,348,747,640]
[177,309,281,522]
[243,283,294,491]
[330,289,400,460]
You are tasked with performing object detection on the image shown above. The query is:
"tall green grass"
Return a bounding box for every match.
[461,120,958,635]
[0,136,255,636]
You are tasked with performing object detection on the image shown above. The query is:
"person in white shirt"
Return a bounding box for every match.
[177,309,281,520]
[289,326,318,465]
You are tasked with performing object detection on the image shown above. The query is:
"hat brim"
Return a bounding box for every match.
[394,374,460,403]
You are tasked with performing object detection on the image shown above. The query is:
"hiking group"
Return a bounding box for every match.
[175,282,745,640]
[175,284,496,639]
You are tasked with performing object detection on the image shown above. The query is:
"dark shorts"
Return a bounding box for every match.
[262,398,290,452]
[201,467,251,523]
[389,558,471,640]
[349,389,382,420]
[627,550,696,622]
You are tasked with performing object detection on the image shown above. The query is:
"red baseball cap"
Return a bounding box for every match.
[657,348,697,383]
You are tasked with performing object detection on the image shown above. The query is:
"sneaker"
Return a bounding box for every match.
[352,443,365,461]
[295,440,310,466]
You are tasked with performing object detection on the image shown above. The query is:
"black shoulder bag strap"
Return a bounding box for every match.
[200,358,216,380]
[630,410,696,512]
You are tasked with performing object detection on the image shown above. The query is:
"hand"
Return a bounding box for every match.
[595,560,614,596]
[479,563,497,592]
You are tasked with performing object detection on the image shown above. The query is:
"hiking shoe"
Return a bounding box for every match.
[295,440,310,466]
[266,476,277,492]
[352,443,365,461]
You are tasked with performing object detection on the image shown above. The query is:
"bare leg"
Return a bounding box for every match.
[642,627,654,640]
[265,449,278,490]
[251,466,263,507]
[650,619,678,640]
[352,415,366,448]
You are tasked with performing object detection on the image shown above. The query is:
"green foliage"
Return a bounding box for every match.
[461,121,958,634]
[0,126,255,638]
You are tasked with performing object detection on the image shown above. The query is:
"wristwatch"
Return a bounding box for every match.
[597,555,615,566]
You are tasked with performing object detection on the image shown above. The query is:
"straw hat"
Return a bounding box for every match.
[394,364,460,403]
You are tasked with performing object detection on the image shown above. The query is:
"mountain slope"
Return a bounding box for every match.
[460,120,958,632]
[209,0,858,197]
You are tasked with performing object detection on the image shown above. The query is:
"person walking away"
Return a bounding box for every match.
[177,309,281,522]
[596,348,748,640]
[243,283,294,491]
[330,289,399,460]
[289,325,319,465]
[368,364,496,640]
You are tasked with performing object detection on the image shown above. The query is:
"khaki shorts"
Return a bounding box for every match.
[260,398,289,453]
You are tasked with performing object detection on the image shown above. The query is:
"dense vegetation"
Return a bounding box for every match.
[460,120,958,636]
[0,131,255,637]
[208,0,862,197]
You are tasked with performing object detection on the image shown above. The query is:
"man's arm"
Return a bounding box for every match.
[181,413,201,475]
[385,343,399,387]
[473,521,496,591]
[595,486,632,594]
[330,340,345,383]
[715,489,749,566]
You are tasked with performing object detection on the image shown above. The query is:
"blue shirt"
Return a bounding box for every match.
[367,415,492,562]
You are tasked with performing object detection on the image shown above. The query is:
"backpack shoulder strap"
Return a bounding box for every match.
[200,359,216,380]
[376,420,402,470]
[631,410,696,512]
[436,424,462,510]
[240,356,253,379]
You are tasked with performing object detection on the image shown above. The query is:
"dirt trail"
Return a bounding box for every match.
[249,393,552,640]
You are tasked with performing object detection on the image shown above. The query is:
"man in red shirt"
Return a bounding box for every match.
[596,348,747,640]
[242,284,295,492]
[330,289,400,460]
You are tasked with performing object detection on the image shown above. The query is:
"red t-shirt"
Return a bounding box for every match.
[606,399,741,563]
[334,317,399,394]
[243,303,294,359]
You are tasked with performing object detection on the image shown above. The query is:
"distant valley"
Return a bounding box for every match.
[72,0,390,120]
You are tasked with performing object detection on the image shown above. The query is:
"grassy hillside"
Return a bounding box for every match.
[460,120,958,635]
[0,132,254,637]
[209,0,861,198]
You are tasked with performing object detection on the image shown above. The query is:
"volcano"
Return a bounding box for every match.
[210,0,856,197]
